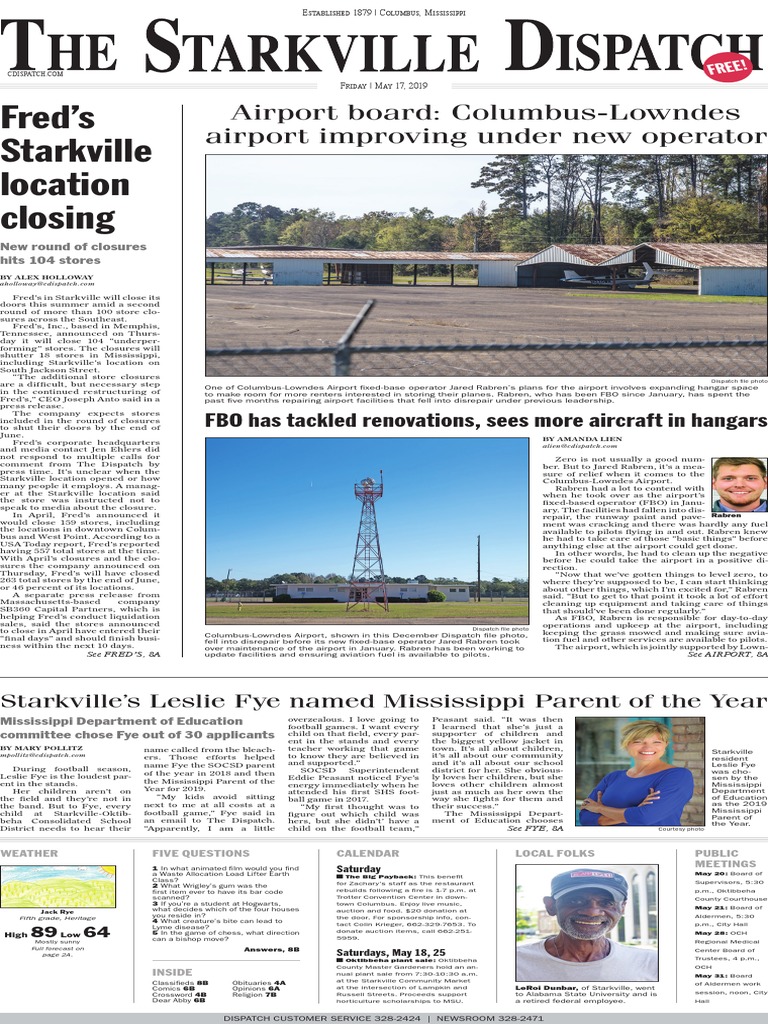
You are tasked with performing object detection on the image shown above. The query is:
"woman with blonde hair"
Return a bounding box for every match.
[579,720,694,827]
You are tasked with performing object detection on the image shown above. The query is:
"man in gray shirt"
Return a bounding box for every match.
[517,868,658,981]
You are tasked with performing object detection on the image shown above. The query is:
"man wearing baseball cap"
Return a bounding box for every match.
[516,868,658,981]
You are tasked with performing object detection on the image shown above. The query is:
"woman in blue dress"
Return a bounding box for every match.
[579,720,694,827]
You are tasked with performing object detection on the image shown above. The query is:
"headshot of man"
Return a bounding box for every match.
[579,720,695,827]
[516,868,658,981]
[712,457,767,512]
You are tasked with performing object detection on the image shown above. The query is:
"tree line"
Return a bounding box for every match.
[206,154,766,255]
[206,574,529,598]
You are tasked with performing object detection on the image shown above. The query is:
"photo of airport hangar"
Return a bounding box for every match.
[206,242,767,297]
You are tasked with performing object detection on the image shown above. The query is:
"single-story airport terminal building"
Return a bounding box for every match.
[206,242,767,296]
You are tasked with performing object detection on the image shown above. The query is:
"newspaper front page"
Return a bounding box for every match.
[0,1,766,1021]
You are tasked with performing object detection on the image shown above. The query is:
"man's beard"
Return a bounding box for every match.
[560,914,612,940]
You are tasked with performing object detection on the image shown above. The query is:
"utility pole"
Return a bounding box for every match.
[477,535,481,603]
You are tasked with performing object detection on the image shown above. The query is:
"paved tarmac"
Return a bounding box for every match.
[205,285,767,377]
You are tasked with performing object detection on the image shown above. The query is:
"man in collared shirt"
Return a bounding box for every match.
[712,458,767,513]
[516,869,658,982]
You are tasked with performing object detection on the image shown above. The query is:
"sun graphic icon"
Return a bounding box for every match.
[100,866,116,876]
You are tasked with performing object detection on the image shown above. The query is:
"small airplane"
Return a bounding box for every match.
[561,262,655,289]
[227,264,273,283]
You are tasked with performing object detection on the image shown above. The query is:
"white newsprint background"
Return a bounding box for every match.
[0,1,766,1020]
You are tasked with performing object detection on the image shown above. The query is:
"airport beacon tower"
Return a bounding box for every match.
[347,470,389,612]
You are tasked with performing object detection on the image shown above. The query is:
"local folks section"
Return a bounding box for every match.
[0,841,764,1013]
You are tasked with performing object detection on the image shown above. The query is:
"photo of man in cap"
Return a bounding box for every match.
[516,868,658,981]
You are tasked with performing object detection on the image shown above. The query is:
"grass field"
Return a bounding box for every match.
[209,279,762,301]
[560,289,764,304]
[207,274,478,287]
[206,600,528,622]
[390,275,476,286]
